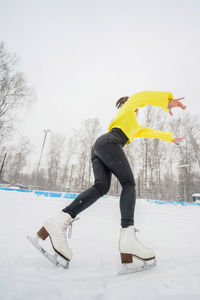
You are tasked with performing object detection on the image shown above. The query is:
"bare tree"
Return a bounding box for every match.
[0,42,33,141]
[174,113,200,201]
[74,118,102,191]
[60,137,77,191]
[134,106,166,198]
[46,133,66,190]
[3,137,33,184]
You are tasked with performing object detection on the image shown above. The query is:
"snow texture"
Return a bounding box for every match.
[0,190,200,300]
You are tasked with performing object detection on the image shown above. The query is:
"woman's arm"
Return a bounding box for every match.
[128,91,186,114]
[136,126,174,143]
[136,126,184,145]
[128,91,174,112]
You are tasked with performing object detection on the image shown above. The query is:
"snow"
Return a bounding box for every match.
[192,193,200,197]
[1,190,200,300]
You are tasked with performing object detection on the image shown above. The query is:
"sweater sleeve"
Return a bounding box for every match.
[128,90,174,113]
[136,126,174,143]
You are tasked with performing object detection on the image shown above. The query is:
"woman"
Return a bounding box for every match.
[37,90,186,265]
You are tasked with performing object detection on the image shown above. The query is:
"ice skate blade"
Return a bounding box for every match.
[119,258,157,275]
[26,235,69,269]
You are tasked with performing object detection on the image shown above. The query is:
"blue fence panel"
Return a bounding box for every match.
[0,187,79,200]
[1,187,200,205]
[63,193,78,199]
[146,199,200,206]
[0,187,32,193]
[34,190,62,198]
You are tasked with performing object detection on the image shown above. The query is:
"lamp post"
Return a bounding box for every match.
[0,153,7,181]
[33,129,50,189]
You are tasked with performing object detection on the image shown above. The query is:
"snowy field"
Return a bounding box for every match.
[1,190,200,300]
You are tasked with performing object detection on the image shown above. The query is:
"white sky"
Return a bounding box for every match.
[1,0,200,152]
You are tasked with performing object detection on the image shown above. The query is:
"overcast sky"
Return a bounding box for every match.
[1,0,200,152]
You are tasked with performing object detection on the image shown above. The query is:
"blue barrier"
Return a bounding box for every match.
[146,199,200,206]
[0,187,32,193]
[34,190,62,198]
[1,187,200,206]
[63,193,79,199]
[0,187,78,199]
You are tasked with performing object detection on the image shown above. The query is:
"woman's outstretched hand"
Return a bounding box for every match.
[168,97,186,116]
[172,138,185,145]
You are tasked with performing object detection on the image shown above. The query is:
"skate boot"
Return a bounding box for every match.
[119,225,155,262]
[37,211,75,261]
[118,226,156,274]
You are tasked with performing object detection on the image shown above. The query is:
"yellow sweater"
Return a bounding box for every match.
[108,90,174,145]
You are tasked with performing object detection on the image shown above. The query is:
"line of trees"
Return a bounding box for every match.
[0,42,199,201]
[1,111,199,202]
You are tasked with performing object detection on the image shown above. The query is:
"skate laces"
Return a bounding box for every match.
[67,218,79,238]
[61,218,79,241]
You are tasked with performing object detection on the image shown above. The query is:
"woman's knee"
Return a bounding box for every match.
[94,182,110,196]
[121,178,136,189]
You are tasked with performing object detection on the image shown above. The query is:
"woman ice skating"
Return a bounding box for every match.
[35,90,186,267]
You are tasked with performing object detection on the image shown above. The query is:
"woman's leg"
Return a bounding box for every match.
[63,147,112,218]
[64,132,136,227]
[93,138,136,228]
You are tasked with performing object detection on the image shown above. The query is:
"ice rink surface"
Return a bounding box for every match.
[1,190,200,300]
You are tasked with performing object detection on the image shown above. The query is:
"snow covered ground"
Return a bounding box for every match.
[1,190,200,300]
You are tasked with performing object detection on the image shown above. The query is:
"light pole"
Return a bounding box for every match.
[0,153,7,182]
[33,129,50,189]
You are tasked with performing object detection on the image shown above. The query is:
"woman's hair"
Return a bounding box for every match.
[115,96,129,109]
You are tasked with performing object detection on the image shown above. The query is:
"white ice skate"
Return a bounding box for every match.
[27,211,78,269]
[119,226,156,275]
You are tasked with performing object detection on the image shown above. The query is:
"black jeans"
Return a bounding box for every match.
[63,128,136,228]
